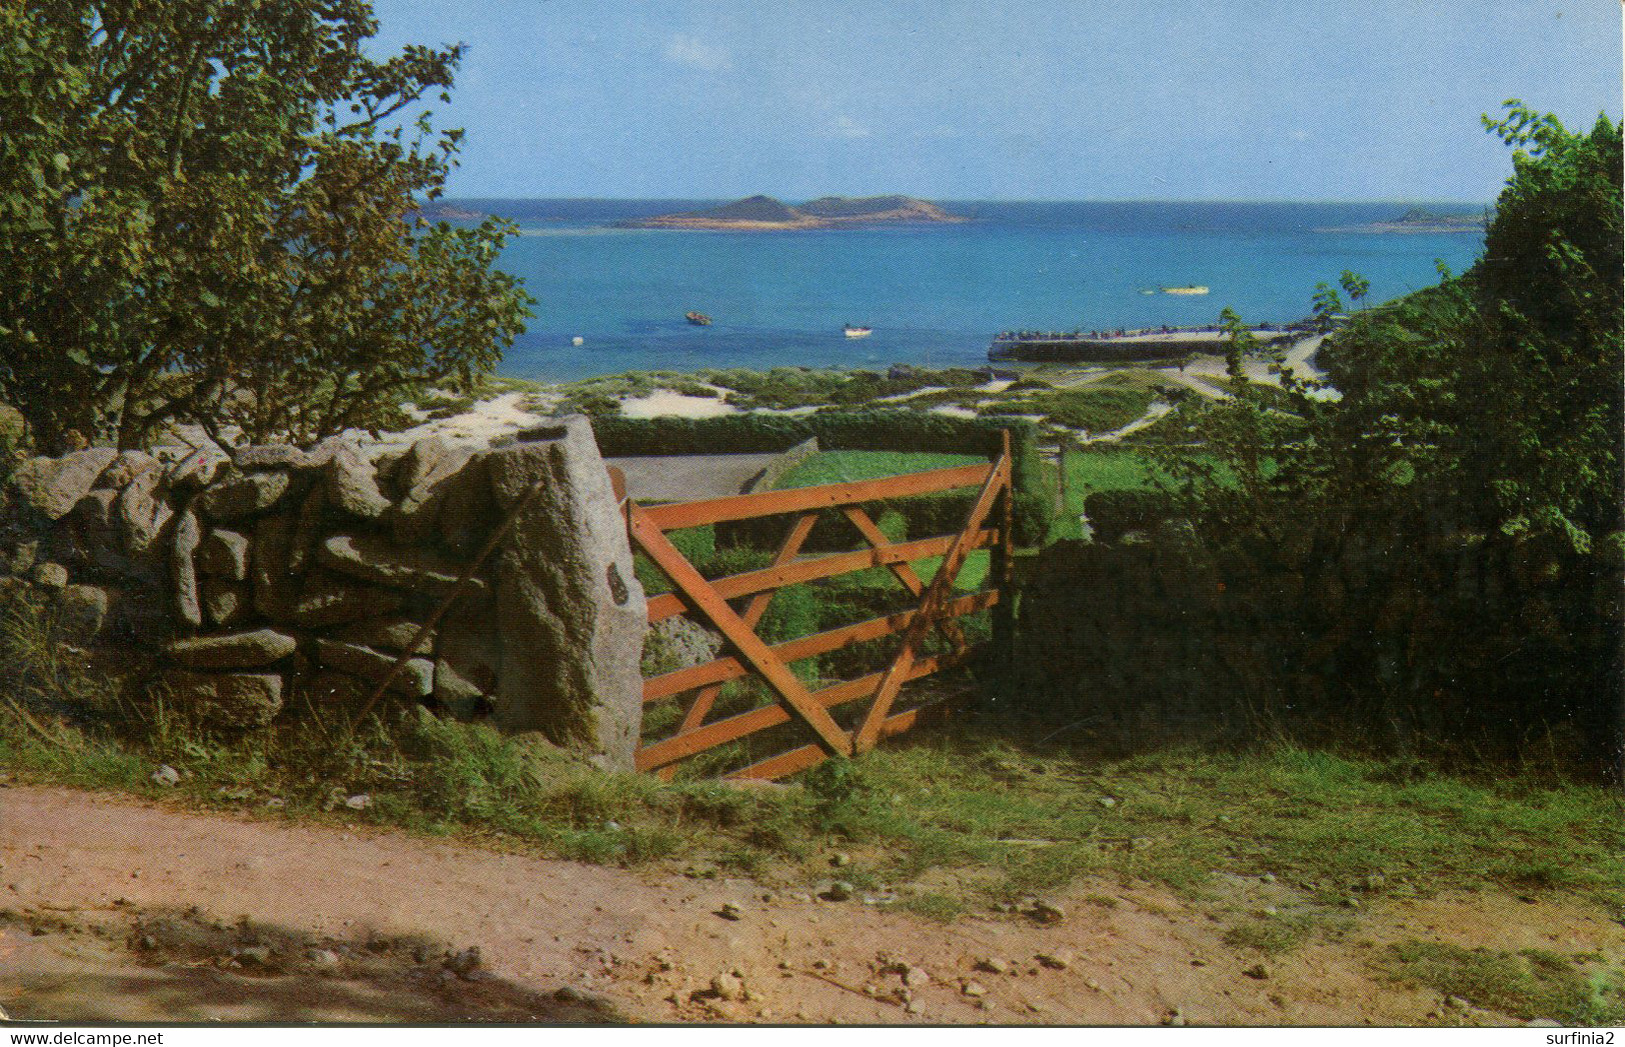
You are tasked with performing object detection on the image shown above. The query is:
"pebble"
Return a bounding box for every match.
[820,881,853,902]
[445,946,482,979]
[151,765,181,787]
[305,948,341,968]
[1097,796,1117,808]
[264,797,286,809]
[962,980,988,998]
[902,965,930,988]
[1036,951,1072,971]
[1025,900,1066,925]
[343,794,371,810]
[975,957,1012,975]
[711,972,744,1001]
[233,945,272,967]
[717,902,743,921]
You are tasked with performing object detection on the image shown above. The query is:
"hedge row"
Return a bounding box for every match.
[592,411,1051,546]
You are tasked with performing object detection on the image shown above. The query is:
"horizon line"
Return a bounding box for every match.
[434,194,1498,206]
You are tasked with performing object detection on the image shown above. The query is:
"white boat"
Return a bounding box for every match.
[843,325,873,338]
[1161,285,1210,296]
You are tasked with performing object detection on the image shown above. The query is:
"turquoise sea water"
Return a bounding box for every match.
[457,199,1490,382]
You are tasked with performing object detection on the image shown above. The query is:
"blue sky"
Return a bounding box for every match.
[368,0,1622,201]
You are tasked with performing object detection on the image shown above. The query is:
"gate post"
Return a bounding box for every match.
[483,417,648,770]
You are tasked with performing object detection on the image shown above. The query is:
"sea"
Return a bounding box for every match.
[449,199,1491,383]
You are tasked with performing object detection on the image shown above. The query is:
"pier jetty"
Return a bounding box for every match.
[988,322,1310,363]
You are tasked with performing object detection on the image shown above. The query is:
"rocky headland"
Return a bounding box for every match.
[620,194,967,231]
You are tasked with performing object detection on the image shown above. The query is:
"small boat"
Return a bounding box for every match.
[686,311,712,326]
[1160,285,1209,296]
[843,325,873,339]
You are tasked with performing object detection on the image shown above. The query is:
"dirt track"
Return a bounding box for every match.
[1,785,1616,1025]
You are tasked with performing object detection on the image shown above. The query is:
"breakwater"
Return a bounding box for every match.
[988,323,1308,363]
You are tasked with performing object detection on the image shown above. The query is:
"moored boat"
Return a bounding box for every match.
[1160,285,1209,295]
[843,324,872,338]
[686,311,712,326]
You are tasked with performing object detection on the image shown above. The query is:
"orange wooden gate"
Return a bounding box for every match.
[613,432,1014,781]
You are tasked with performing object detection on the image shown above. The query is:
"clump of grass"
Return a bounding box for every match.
[895,892,965,923]
[1375,941,1625,1025]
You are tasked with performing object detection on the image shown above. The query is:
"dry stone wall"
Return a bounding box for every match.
[0,416,647,769]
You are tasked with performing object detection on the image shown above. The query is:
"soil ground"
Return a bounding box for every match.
[2,785,1617,1026]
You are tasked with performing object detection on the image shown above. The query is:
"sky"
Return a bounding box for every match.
[366,0,1623,202]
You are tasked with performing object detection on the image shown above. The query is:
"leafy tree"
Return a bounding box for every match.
[0,1,531,451]
[1310,282,1343,333]
[1337,269,1370,312]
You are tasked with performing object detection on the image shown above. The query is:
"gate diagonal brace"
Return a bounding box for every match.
[628,504,853,758]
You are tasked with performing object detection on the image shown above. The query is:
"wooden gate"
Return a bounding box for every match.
[613,432,1014,781]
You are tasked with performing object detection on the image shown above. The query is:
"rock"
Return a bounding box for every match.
[297,670,371,706]
[642,616,724,676]
[249,514,300,620]
[69,488,120,546]
[1097,796,1117,808]
[325,446,391,519]
[289,572,404,629]
[30,562,68,590]
[234,945,273,968]
[171,510,203,628]
[233,443,343,471]
[343,793,371,810]
[1025,900,1066,925]
[710,972,743,1001]
[961,980,988,998]
[905,998,925,1015]
[200,576,250,629]
[96,450,160,489]
[161,671,283,728]
[287,485,326,574]
[196,529,250,580]
[54,584,112,644]
[484,418,646,770]
[819,881,853,902]
[114,469,174,556]
[151,764,181,787]
[445,946,482,979]
[10,448,118,519]
[975,957,1012,975]
[902,965,930,988]
[2,540,39,577]
[388,436,477,544]
[553,985,591,1004]
[1243,963,1269,980]
[163,629,298,670]
[317,532,486,598]
[330,617,433,653]
[313,639,432,698]
[717,902,743,921]
[196,471,292,520]
[165,447,230,493]
[1036,951,1072,971]
[305,948,341,968]
[831,852,852,868]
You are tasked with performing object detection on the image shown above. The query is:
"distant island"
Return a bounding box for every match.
[619,195,969,231]
[1320,206,1491,235]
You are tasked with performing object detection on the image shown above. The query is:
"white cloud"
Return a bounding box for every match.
[828,115,872,139]
[664,34,731,72]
